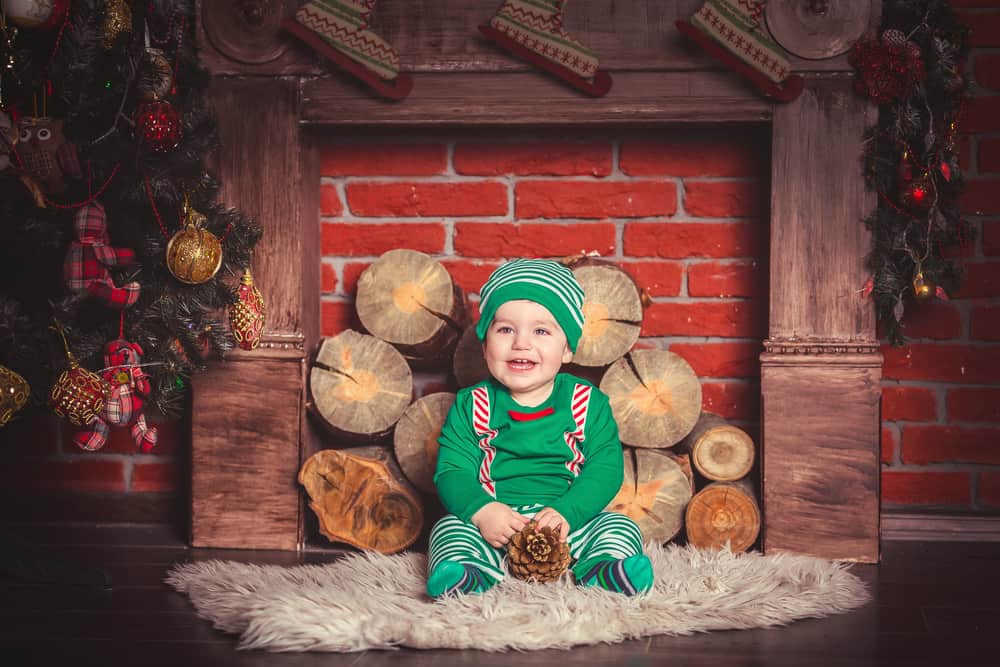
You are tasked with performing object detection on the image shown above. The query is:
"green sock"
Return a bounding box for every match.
[427,560,493,598]
[577,554,653,596]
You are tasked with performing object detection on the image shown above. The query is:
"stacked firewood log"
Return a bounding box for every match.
[301,249,760,554]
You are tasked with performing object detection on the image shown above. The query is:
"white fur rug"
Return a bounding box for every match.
[165,543,869,652]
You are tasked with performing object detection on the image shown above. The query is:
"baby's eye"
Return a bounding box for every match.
[534,328,550,336]
[496,325,514,334]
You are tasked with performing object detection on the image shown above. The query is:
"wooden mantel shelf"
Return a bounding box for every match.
[299,70,772,126]
[192,0,884,562]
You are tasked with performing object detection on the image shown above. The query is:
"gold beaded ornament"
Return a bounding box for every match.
[48,328,107,427]
[0,365,30,427]
[229,268,266,350]
[166,199,223,285]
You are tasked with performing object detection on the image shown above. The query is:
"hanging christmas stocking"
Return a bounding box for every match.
[676,0,803,102]
[479,1,612,97]
[282,0,413,100]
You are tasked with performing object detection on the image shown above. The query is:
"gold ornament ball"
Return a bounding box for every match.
[49,363,106,427]
[103,0,133,49]
[912,271,935,300]
[166,224,223,285]
[0,365,30,427]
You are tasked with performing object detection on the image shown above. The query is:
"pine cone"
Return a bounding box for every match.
[507,521,571,583]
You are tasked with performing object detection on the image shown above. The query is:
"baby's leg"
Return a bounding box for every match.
[426,513,504,598]
[568,512,653,596]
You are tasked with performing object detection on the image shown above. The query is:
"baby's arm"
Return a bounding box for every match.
[471,502,529,547]
[434,393,498,524]
[548,389,624,530]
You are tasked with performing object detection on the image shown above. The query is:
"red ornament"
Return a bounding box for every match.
[939,161,952,182]
[861,275,875,299]
[229,268,266,350]
[848,30,925,104]
[135,100,182,152]
[908,182,929,207]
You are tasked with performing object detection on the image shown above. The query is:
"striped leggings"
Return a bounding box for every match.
[427,505,644,585]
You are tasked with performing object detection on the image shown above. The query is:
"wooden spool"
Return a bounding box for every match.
[765,0,873,60]
[678,412,756,482]
[452,324,491,388]
[566,257,645,367]
[606,447,694,545]
[393,392,455,494]
[308,330,413,442]
[355,249,465,365]
[685,479,761,553]
[599,349,702,448]
[299,446,424,554]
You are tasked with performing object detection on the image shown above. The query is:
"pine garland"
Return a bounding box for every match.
[853,0,971,345]
[0,1,262,416]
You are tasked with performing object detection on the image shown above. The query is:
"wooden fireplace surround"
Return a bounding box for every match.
[191,0,882,562]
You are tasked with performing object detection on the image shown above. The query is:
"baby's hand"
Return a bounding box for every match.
[471,502,530,548]
[532,507,570,542]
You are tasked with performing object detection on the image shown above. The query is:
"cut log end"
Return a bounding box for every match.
[606,448,694,545]
[684,480,760,553]
[570,261,644,367]
[356,249,466,362]
[681,412,756,482]
[299,448,423,553]
[309,330,413,440]
[393,392,455,494]
[452,324,490,388]
[600,350,702,448]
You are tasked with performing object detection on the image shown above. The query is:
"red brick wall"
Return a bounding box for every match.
[319,127,770,447]
[880,1,1000,511]
[0,407,188,523]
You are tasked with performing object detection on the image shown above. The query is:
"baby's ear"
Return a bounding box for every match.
[562,345,573,364]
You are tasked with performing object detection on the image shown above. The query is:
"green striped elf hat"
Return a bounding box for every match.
[475,259,586,352]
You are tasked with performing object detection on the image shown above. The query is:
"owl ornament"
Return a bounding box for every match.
[72,338,158,452]
[64,201,141,309]
[15,116,81,193]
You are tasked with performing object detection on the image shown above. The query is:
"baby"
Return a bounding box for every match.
[427,258,653,597]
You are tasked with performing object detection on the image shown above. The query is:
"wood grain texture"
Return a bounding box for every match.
[204,77,305,337]
[302,71,771,126]
[761,362,881,563]
[769,78,878,340]
[198,0,864,76]
[190,359,302,550]
[9,529,1000,667]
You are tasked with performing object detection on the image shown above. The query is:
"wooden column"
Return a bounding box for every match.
[763,79,881,562]
[190,1,319,550]
[761,0,881,563]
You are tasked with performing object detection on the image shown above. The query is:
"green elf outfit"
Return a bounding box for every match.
[427,259,654,598]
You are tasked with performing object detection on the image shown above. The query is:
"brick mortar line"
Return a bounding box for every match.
[889,420,1000,426]
[885,463,1000,472]
[320,216,763,222]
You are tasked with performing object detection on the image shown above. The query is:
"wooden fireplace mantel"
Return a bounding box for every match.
[191,0,882,562]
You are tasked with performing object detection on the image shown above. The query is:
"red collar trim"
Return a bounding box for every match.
[508,406,555,422]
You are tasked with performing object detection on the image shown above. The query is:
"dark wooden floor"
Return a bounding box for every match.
[2,523,997,667]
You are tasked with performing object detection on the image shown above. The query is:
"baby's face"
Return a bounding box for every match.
[482,299,573,407]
